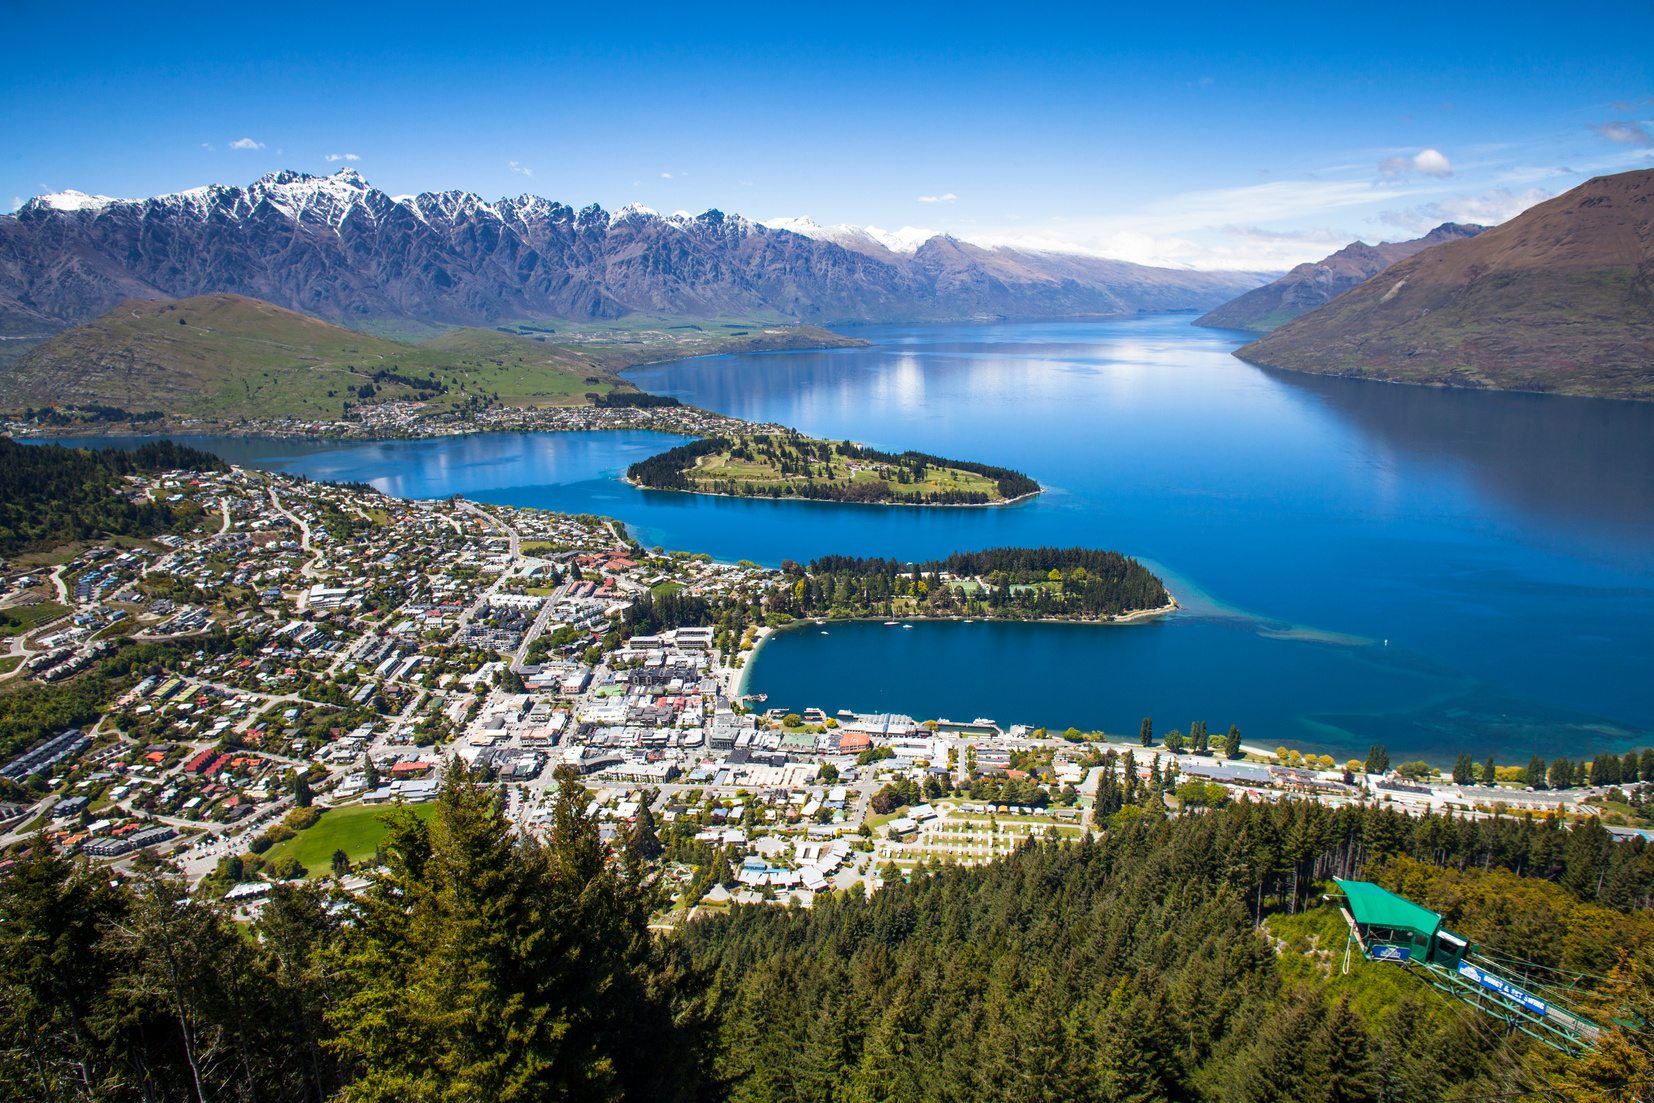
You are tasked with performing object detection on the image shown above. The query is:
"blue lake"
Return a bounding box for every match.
[47,316,1654,764]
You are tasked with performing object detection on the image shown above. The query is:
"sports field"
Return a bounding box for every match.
[262,801,437,877]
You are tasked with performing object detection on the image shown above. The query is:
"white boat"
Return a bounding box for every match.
[884,620,898,626]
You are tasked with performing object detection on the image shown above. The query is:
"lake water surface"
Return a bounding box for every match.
[51,316,1654,764]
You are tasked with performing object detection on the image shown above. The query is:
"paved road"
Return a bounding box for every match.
[458,500,520,560]
[269,487,323,606]
[511,581,569,672]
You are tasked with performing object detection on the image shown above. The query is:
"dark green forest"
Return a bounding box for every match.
[789,546,1170,620]
[0,438,228,553]
[5,768,1654,1102]
[615,547,1167,663]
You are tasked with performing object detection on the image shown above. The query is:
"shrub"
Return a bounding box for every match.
[269,855,305,880]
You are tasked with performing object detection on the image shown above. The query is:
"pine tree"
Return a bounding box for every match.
[1224,724,1242,759]
[630,804,664,862]
[1482,755,1497,787]
[1139,717,1153,748]
[1306,997,1379,1103]
[1528,753,1547,789]
[1452,754,1473,785]
[326,764,707,1101]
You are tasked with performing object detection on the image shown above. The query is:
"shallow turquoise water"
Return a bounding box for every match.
[47,316,1654,763]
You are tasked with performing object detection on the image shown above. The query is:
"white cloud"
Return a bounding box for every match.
[1590,121,1653,146]
[8,197,21,214]
[1412,149,1452,176]
[326,153,361,162]
[201,142,215,152]
[940,178,1449,269]
[508,161,532,176]
[229,138,264,150]
[917,193,957,203]
[1380,149,1451,177]
[661,172,673,179]
[1217,225,1355,247]
[1377,186,1551,233]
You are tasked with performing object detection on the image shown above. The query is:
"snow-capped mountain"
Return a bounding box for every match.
[1,169,1268,338]
[759,216,939,257]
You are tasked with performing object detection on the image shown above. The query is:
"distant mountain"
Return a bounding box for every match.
[0,170,1270,346]
[0,292,865,420]
[1234,169,1654,400]
[1193,223,1488,332]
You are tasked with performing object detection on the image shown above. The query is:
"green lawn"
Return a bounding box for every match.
[262,801,437,878]
[0,600,70,637]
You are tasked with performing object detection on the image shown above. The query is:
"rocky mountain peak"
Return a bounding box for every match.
[0,170,1270,339]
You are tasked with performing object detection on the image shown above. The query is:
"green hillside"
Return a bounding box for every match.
[0,295,638,420]
[0,294,868,424]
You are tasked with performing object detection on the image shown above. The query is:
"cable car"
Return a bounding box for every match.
[1329,878,1601,1056]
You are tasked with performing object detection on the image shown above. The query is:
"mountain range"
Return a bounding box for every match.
[1193,222,1488,332]
[0,169,1269,347]
[1235,169,1654,400]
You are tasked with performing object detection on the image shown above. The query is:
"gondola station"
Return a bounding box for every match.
[1330,879,1603,1057]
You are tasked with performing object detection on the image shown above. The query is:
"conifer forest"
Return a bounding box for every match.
[4,765,1653,1103]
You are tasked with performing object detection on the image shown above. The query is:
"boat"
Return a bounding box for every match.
[902,624,913,629]
[820,631,829,635]
[884,620,898,626]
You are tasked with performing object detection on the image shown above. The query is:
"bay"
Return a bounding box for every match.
[45,316,1654,764]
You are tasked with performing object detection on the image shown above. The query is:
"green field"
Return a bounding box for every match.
[0,600,70,637]
[262,800,437,878]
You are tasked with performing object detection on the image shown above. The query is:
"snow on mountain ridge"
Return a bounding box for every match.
[28,190,122,213]
[765,216,956,256]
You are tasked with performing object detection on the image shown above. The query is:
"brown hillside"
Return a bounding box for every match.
[1194,223,1485,332]
[1234,169,1654,400]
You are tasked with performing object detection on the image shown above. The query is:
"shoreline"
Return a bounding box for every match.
[738,599,1179,698]
[767,598,1181,636]
[623,475,1043,509]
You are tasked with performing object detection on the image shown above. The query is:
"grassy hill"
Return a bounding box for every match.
[1235,169,1654,400]
[0,294,869,423]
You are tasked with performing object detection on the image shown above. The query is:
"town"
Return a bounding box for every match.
[1,395,797,443]
[2,461,1651,922]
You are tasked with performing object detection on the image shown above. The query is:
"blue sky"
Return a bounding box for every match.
[4,0,1650,269]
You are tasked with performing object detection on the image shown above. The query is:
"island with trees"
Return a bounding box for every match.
[626,433,1040,506]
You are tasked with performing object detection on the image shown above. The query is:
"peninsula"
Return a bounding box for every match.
[626,435,1041,506]
[766,547,1172,623]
